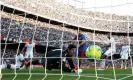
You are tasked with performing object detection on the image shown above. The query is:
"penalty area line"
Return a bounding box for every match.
[2,73,133,76]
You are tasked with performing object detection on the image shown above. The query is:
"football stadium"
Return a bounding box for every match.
[1,0,133,80]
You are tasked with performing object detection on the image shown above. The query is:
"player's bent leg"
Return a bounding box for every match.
[98,49,115,70]
[78,51,85,68]
[98,59,105,70]
[124,59,128,69]
[121,54,128,69]
[105,59,109,69]
[29,53,34,69]
[121,60,124,69]
[125,54,129,69]
[98,55,107,70]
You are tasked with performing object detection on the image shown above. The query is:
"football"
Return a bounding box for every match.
[75,69,83,73]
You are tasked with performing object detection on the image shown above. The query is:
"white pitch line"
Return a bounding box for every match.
[2,73,133,76]
[2,73,133,80]
[117,74,133,80]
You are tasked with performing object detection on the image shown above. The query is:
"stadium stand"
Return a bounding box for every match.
[1,12,133,56]
[1,0,133,33]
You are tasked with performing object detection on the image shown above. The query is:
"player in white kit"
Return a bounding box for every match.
[22,39,36,68]
[23,39,36,59]
[120,41,130,69]
[1,50,24,70]
[98,33,116,70]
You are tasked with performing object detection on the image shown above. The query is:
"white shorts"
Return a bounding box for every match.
[104,48,115,57]
[121,54,128,60]
[25,52,33,58]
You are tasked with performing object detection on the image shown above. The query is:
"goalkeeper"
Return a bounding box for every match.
[25,44,77,72]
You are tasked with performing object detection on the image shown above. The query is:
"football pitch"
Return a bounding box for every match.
[1,67,133,80]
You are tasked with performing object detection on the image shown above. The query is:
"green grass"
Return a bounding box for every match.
[1,67,133,80]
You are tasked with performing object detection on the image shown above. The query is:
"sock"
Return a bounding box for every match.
[79,60,81,68]
[100,59,105,69]
[121,61,123,69]
[124,61,127,69]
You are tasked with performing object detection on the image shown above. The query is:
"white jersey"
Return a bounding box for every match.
[25,43,35,53]
[121,45,130,55]
[15,53,24,68]
[106,37,116,52]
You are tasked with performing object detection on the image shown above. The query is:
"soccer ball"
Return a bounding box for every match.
[75,69,83,73]
[86,45,103,59]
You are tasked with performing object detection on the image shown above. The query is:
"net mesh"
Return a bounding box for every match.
[1,0,133,80]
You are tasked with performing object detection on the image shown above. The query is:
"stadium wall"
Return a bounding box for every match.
[1,40,58,53]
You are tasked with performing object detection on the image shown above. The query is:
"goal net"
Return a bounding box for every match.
[1,0,133,80]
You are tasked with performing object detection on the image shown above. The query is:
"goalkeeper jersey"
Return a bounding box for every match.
[42,49,75,71]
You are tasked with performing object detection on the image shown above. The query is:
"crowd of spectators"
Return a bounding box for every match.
[1,11,133,48]
[1,18,75,47]
[1,0,133,33]
[1,12,75,47]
